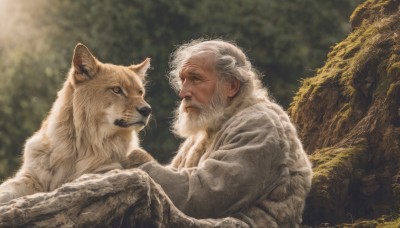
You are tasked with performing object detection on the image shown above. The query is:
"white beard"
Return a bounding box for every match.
[172,88,227,138]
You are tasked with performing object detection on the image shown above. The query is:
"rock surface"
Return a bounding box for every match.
[0,169,248,227]
[289,0,400,226]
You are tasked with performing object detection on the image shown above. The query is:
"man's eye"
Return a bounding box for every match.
[191,76,202,83]
[112,87,123,94]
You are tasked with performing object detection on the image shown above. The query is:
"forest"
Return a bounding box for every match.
[2,0,400,226]
[0,0,362,179]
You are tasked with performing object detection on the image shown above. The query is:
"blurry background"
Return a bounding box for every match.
[0,0,362,179]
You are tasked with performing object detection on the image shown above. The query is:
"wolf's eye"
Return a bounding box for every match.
[111,87,123,95]
[138,90,144,96]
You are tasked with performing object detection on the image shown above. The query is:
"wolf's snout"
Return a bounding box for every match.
[137,105,152,117]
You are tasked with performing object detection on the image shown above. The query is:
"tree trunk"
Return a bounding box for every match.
[0,169,248,228]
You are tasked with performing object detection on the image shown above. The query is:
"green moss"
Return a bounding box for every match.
[350,0,394,28]
[331,104,353,129]
[290,0,398,136]
[375,64,392,96]
[294,0,400,226]
[377,218,400,228]
[310,145,367,177]
[387,58,400,77]
[338,214,400,227]
[351,220,379,228]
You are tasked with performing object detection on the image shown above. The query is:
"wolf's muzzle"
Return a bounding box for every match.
[137,105,152,117]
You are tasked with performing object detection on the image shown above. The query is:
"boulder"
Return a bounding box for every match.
[289,0,400,226]
[0,169,248,227]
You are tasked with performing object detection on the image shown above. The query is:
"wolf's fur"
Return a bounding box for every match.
[0,44,154,203]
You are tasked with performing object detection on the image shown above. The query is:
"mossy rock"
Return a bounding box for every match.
[288,0,400,226]
[340,214,400,228]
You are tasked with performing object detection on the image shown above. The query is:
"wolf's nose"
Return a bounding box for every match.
[137,106,152,117]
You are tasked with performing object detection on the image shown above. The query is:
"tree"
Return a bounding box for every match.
[0,0,362,179]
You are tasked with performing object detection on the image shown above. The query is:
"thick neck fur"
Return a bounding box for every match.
[44,77,131,175]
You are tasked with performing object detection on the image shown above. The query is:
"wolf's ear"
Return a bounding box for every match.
[129,58,150,79]
[72,43,99,83]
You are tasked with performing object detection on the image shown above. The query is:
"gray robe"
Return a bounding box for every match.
[140,100,312,227]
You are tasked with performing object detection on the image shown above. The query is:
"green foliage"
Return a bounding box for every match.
[0,49,63,178]
[0,0,362,179]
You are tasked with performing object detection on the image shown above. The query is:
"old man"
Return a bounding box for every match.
[136,39,312,227]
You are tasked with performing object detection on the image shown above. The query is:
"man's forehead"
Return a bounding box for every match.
[181,55,215,73]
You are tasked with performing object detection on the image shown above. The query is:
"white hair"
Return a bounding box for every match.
[169,39,268,100]
[169,39,270,137]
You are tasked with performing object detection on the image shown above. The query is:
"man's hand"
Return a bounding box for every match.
[122,148,155,169]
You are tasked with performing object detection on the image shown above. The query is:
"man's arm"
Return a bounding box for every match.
[140,109,290,218]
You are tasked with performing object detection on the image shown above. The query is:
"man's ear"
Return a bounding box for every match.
[226,79,240,98]
[129,58,150,79]
[72,43,99,83]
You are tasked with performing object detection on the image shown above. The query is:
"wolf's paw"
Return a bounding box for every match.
[122,148,155,169]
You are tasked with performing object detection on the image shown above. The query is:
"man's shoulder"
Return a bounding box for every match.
[233,101,284,121]
[222,101,286,133]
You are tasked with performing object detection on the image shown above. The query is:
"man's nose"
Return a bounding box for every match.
[179,84,191,99]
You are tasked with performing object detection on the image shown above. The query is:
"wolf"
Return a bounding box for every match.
[0,43,154,203]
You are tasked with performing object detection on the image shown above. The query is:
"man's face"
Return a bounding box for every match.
[178,56,223,116]
[173,55,240,136]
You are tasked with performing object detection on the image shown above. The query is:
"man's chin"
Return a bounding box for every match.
[184,108,200,119]
[184,107,200,115]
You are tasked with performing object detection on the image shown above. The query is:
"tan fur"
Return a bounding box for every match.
[0,43,154,203]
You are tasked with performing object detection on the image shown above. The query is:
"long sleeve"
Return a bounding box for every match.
[140,104,291,219]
